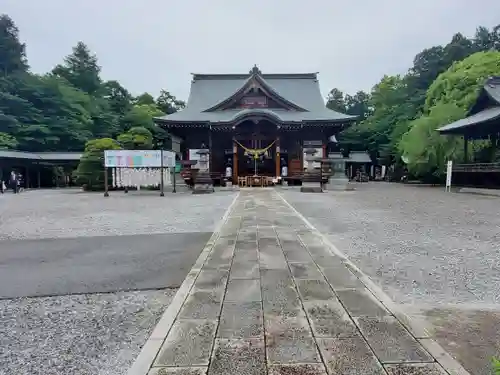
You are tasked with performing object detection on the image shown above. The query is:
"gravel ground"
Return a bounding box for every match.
[281,184,500,374]
[280,183,500,305]
[0,289,177,375]
[0,189,236,375]
[0,189,236,240]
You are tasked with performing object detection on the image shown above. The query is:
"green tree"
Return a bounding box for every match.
[88,96,120,138]
[0,131,18,149]
[122,104,163,130]
[344,91,372,119]
[0,14,28,76]
[52,42,102,95]
[121,104,169,148]
[442,33,475,68]
[474,26,497,51]
[74,138,121,190]
[341,75,412,160]
[135,92,156,106]
[326,88,346,112]
[0,73,94,151]
[117,126,153,150]
[425,51,500,111]
[399,104,466,180]
[101,80,133,117]
[156,89,185,114]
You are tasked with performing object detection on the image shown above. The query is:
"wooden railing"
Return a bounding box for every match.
[453,162,500,173]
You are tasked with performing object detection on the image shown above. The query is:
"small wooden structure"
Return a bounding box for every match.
[0,150,81,188]
[437,76,500,187]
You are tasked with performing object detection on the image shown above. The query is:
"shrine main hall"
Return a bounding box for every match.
[154,66,357,185]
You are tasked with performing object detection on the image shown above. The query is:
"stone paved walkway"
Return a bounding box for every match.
[136,189,462,375]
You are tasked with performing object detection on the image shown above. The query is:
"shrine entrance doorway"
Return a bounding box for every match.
[232,119,280,186]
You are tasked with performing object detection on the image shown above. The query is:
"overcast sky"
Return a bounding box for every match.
[3,0,500,101]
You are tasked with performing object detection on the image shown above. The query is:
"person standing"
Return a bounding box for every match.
[9,171,18,193]
[17,173,23,193]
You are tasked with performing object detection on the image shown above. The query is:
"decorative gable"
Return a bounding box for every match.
[228,87,289,109]
[203,72,307,112]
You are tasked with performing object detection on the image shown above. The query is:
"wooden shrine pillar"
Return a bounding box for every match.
[208,129,213,172]
[299,139,304,171]
[322,129,327,158]
[232,137,238,181]
[275,137,280,177]
[463,134,469,163]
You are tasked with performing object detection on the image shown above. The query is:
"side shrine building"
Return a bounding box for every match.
[154,66,356,185]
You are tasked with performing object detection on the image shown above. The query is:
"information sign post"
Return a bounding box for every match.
[103,149,176,197]
[445,160,453,192]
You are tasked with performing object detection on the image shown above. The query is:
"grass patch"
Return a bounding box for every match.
[493,357,500,374]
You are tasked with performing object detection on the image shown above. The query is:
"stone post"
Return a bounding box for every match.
[193,149,214,194]
[300,148,323,193]
[327,154,351,191]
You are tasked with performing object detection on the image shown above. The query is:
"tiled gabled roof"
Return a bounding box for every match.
[155,68,357,124]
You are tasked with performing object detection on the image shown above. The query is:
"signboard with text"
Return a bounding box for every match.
[104,150,175,168]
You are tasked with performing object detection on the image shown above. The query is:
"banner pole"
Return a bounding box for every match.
[104,167,109,197]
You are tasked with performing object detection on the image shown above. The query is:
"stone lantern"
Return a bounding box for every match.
[193,148,214,194]
[327,152,351,191]
[300,148,323,193]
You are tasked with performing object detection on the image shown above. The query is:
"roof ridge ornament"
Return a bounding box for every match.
[249,65,261,75]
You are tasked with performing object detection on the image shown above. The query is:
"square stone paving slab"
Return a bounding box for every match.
[230,261,260,279]
[264,315,320,363]
[303,245,333,259]
[321,265,364,289]
[233,248,259,262]
[283,249,314,263]
[259,252,289,270]
[268,364,328,375]
[355,316,433,364]
[265,315,312,340]
[154,320,217,367]
[297,232,324,246]
[225,279,261,302]
[274,230,299,242]
[295,279,336,301]
[317,337,386,375]
[148,367,208,375]
[261,271,303,317]
[258,235,278,243]
[267,336,320,365]
[179,290,223,319]
[303,300,359,338]
[289,262,323,279]
[209,338,265,375]
[218,301,263,339]
[234,240,258,251]
[384,363,448,375]
[238,232,257,242]
[194,270,229,290]
[311,255,345,268]
[336,289,389,317]
[280,240,308,252]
